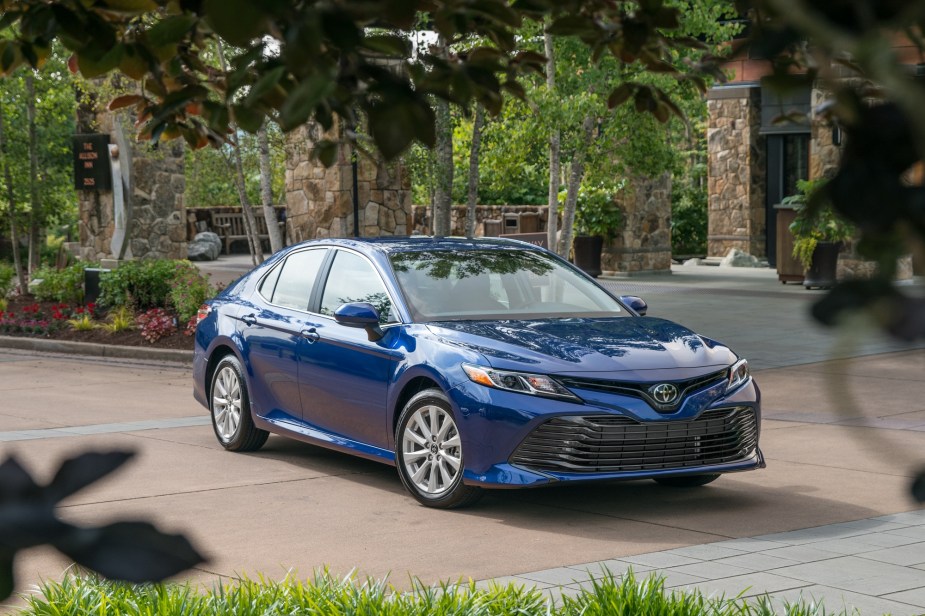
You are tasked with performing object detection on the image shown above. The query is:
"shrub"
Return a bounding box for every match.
[136,308,176,343]
[100,260,213,319]
[99,260,177,312]
[101,305,135,333]
[671,183,708,257]
[31,263,88,304]
[168,261,214,323]
[0,262,14,298]
[19,569,854,616]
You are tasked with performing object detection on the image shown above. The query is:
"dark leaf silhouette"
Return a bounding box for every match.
[0,451,205,601]
[47,451,134,503]
[56,522,205,584]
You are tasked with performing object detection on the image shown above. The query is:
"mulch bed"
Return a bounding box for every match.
[1,296,195,351]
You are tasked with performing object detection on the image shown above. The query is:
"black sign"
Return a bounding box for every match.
[73,133,112,191]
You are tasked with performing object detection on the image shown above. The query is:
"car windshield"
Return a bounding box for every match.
[389,248,629,321]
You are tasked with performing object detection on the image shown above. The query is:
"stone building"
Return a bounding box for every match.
[284,122,412,243]
[601,173,673,276]
[706,44,921,274]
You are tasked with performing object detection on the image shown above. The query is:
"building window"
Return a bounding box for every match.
[783,134,810,197]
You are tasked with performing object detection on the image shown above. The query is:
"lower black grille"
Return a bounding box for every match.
[510,407,758,474]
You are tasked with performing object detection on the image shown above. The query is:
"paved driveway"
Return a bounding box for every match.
[1,265,923,612]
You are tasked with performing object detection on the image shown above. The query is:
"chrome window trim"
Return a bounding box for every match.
[256,246,329,310]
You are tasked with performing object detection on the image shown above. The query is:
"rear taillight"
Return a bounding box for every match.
[195,304,212,326]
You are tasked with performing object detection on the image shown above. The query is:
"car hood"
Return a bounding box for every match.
[426,317,736,377]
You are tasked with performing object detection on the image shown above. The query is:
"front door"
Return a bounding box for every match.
[766,133,810,267]
[297,249,401,450]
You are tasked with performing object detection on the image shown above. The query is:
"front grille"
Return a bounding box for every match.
[510,407,758,474]
[557,369,727,412]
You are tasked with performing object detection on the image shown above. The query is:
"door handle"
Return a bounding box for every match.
[300,327,320,343]
[241,313,257,326]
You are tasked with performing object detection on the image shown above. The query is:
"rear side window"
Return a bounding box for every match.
[267,249,327,311]
[320,251,397,324]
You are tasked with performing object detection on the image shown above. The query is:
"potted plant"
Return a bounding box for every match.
[783,178,854,289]
[566,183,624,277]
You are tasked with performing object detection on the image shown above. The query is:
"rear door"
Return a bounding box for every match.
[239,248,328,423]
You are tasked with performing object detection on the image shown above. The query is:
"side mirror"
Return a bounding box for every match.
[334,302,384,341]
[619,295,648,316]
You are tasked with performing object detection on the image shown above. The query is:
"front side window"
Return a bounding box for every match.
[269,249,327,311]
[320,251,397,324]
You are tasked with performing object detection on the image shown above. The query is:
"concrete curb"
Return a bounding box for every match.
[0,335,194,364]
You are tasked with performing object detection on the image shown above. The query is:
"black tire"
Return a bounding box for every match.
[654,473,720,487]
[209,355,268,452]
[395,388,483,509]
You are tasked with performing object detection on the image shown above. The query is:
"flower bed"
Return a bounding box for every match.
[0,296,194,351]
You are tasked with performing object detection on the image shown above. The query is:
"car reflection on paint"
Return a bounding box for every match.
[193,237,763,508]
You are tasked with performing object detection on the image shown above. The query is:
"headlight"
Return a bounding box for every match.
[726,358,750,393]
[462,363,578,400]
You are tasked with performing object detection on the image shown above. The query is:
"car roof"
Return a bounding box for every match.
[294,236,546,255]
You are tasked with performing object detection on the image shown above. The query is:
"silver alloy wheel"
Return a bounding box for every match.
[401,404,462,497]
[212,365,242,441]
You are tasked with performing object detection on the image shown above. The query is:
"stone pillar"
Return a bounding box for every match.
[284,121,412,242]
[600,173,672,276]
[706,86,767,258]
[76,107,186,261]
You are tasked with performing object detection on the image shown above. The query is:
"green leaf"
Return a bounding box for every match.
[245,65,285,106]
[361,34,410,57]
[279,74,335,130]
[101,0,158,13]
[316,140,338,167]
[203,0,265,45]
[77,44,124,78]
[232,104,264,133]
[547,15,596,37]
[145,14,198,48]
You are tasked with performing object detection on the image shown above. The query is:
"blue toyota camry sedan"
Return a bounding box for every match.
[193,237,763,508]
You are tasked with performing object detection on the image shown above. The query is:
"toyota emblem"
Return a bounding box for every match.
[649,383,680,405]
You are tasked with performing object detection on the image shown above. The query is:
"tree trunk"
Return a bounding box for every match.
[465,105,484,239]
[258,122,284,253]
[558,116,596,258]
[432,36,453,237]
[545,29,560,252]
[26,74,40,274]
[0,98,27,293]
[217,40,263,265]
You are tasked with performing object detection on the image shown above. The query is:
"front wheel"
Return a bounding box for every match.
[395,389,483,509]
[210,355,268,452]
[654,474,720,488]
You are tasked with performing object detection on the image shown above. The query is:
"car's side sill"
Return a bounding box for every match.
[254,414,396,466]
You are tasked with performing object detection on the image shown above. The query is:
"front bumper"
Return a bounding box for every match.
[447,376,763,488]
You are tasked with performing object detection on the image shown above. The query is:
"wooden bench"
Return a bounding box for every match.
[210,211,280,254]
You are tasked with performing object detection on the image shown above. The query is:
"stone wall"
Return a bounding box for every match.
[285,122,411,242]
[706,87,767,258]
[76,110,186,261]
[601,174,672,275]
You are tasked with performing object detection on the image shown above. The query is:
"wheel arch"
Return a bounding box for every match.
[391,375,442,438]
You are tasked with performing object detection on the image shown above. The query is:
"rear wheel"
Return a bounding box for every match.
[654,474,720,487]
[395,389,483,509]
[210,355,268,452]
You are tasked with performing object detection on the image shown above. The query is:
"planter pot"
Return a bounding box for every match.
[573,235,604,278]
[803,241,841,289]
